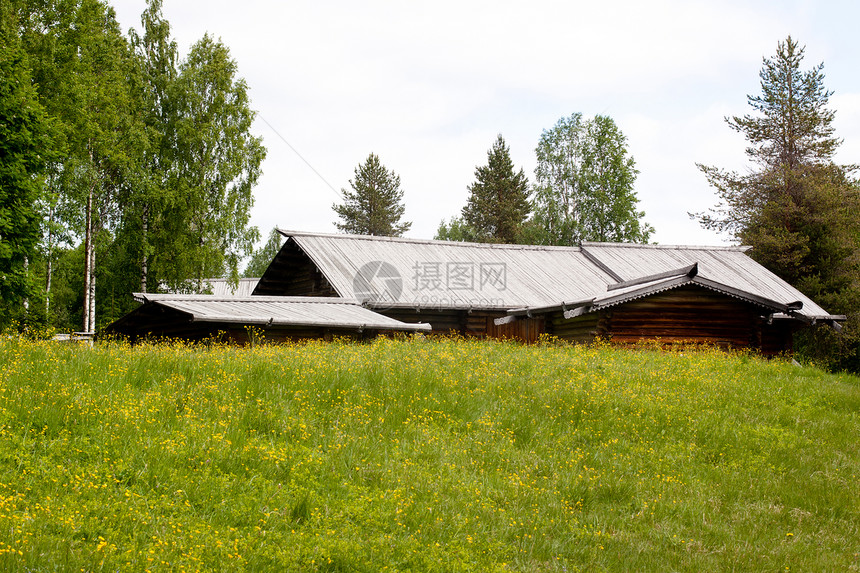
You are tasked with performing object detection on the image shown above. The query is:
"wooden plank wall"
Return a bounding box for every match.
[116,281,797,354]
[604,287,757,348]
[546,312,603,343]
[109,315,373,344]
[758,321,798,355]
[486,315,545,343]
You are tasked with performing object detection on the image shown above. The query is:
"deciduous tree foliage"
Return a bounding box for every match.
[10,0,266,331]
[694,36,860,371]
[531,113,651,245]
[334,153,411,236]
[17,0,145,332]
[126,0,178,294]
[0,6,56,328]
[243,227,284,278]
[434,217,477,242]
[461,135,530,243]
[167,34,265,291]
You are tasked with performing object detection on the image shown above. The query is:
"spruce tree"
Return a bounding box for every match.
[461,135,530,243]
[333,154,411,236]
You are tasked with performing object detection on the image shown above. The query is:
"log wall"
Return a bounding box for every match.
[253,240,338,297]
[546,311,603,343]
[546,285,795,355]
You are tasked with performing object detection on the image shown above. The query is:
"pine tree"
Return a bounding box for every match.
[694,36,860,371]
[461,135,529,243]
[694,36,859,287]
[333,154,411,236]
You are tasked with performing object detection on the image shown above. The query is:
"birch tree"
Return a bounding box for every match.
[531,113,651,245]
[0,4,57,328]
[127,0,177,293]
[20,0,144,331]
[166,34,265,290]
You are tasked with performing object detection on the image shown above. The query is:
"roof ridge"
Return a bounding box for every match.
[278,229,583,252]
[582,241,750,252]
[278,230,749,252]
[197,277,260,282]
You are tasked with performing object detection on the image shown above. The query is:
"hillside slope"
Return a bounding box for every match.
[0,337,858,571]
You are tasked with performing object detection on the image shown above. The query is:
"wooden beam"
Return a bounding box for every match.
[563,305,593,320]
[607,263,698,291]
[580,247,623,282]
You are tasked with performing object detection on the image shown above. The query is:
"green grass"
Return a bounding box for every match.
[0,335,858,571]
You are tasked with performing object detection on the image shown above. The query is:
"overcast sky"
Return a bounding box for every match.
[112,0,860,247]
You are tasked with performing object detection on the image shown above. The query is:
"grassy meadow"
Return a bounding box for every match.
[0,335,858,571]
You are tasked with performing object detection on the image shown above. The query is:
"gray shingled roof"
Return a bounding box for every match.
[203,278,260,297]
[159,278,260,297]
[131,293,431,331]
[270,230,841,321]
[500,264,833,325]
[281,231,615,310]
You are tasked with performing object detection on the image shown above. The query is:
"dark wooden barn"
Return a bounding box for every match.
[244,231,843,354]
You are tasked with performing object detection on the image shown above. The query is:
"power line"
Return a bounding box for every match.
[258,114,343,199]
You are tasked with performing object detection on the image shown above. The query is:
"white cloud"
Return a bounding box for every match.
[111,0,860,248]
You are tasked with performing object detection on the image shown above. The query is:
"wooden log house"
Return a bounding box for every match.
[248,231,843,354]
[107,230,844,353]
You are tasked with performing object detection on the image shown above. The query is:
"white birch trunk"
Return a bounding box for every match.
[88,244,96,331]
[82,184,93,332]
[23,257,29,312]
[140,204,148,293]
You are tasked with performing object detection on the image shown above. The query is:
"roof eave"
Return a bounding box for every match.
[133,293,361,305]
[505,275,810,323]
[188,315,432,331]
